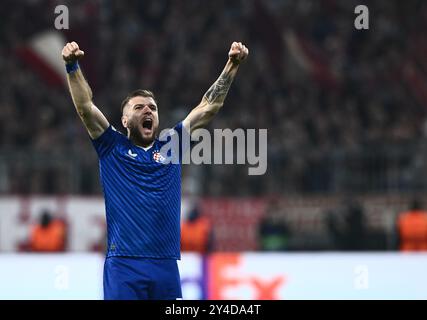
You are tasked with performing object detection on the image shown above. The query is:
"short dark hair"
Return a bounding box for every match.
[120,89,157,113]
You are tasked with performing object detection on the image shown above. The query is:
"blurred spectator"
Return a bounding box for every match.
[326,200,370,250]
[2,1,427,195]
[258,200,291,251]
[396,198,427,251]
[29,209,67,252]
[181,205,213,253]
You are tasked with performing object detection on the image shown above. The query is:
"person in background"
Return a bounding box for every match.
[30,209,67,252]
[397,198,427,251]
[258,200,291,251]
[326,200,369,251]
[181,205,213,254]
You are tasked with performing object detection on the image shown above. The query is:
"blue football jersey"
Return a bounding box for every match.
[91,122,187,259]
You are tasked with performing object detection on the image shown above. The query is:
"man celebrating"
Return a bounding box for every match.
[62,41,248,299]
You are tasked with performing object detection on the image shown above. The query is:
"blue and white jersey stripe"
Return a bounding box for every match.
[91,122,186,259]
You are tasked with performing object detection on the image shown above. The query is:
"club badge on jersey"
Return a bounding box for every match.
[153,150,166,164]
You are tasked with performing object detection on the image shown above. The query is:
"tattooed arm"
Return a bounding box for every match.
[183,42,249,133]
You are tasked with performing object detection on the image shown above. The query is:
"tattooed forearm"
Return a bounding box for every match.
[204,71,233,104]
[182,43,247,132]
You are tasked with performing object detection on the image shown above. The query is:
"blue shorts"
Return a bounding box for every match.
[103,256,182,300]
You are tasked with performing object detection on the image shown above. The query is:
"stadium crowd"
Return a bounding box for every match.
[2,0,427,196]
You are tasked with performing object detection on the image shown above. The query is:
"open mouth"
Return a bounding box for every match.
[142,118,153,130]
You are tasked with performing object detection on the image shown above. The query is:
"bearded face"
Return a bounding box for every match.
[121,96,159,147]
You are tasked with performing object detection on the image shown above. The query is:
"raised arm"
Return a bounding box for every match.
[183,42,249,133]
[62,42,109,139]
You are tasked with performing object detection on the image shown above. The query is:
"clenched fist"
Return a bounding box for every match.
[228,42,249,65]
[62,41,85,64]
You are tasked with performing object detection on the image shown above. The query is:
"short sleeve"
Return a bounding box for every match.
[159,121,193,164]
[175,121,191,151]
[91,126,121,158]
